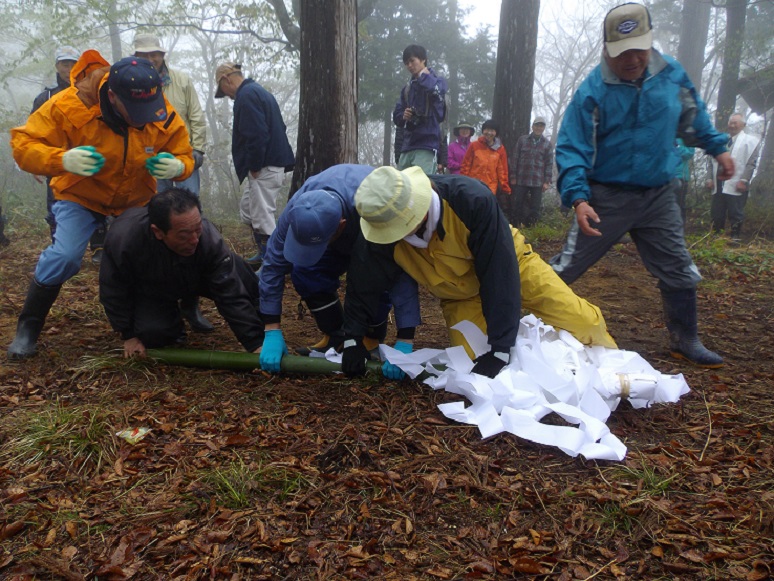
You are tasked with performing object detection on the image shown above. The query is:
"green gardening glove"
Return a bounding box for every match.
[146,152,184,180]
[62,146,105,176]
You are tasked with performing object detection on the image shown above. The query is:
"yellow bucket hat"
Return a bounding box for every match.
[355,166,433,244]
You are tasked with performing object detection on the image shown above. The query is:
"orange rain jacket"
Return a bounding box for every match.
[11,49,193,216]
[460,135,511,195]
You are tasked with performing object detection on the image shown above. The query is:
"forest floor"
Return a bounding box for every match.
[1,218,773,580]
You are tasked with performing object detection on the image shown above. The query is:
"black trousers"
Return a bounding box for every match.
[512,185,543,226]
[133,256,261,348]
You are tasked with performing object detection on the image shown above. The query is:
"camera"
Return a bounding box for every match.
[406,107,425,127]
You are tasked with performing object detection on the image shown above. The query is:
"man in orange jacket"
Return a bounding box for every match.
[8,50,194,359]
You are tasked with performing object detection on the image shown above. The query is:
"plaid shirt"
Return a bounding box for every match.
[510,133,554,187]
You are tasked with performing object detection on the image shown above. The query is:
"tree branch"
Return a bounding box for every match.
[266,0,301,51]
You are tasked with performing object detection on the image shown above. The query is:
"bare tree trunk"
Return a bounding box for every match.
[752,115,773,202]
[106,0,122,62]
[447,0,460,128]
[290,0,358,195]
[492,0,540,158]
[382,114,391,167]
[677,0,711,91]
[715,0,748,127]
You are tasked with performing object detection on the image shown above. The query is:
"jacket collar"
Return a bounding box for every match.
[235,77,254,98]
[601,48,668,85]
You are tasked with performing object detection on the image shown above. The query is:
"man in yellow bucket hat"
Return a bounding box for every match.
[340,166,618,378]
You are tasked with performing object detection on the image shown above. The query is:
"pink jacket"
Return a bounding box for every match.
[447,136,470,174]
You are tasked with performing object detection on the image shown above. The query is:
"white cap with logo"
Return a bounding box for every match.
[603,3,653,58]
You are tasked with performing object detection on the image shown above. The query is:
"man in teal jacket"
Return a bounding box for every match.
[550,3,734,368]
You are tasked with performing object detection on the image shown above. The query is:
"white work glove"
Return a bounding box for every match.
[62,146,105,176]
[145,152,185,180]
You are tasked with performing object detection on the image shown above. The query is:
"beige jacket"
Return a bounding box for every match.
[163,68,206,152]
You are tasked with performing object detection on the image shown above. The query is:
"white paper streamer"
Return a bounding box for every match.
[323,315,689,460]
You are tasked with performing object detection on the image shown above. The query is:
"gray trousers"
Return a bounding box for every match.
[710,191,747,236]
[550,181,702,291]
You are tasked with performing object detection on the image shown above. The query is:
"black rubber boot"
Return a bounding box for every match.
[0,206,10,247]
[180,296,214,333]
[8,280,62,359]
[246,229,265,271]
[295,294,345,356]
[90,222,107,265]
[661,288,723,368]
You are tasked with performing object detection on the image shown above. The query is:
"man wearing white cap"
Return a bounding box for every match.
[342,167,618,379]
[550,2,735,368]
[32,46,80,112]
[134,33,206,197]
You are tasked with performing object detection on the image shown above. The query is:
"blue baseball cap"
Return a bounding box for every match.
[108,56,166,124]
[283,190,343,267]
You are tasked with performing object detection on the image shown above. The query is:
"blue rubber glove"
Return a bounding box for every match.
[145,152,185,179]
[382,340,413,380]
[260,329,287,373]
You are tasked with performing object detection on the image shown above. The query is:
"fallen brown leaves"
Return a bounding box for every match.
[1,226,773,579]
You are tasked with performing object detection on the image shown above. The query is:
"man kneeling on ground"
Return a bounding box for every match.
[341,167,618,379]
[99,188,264,357]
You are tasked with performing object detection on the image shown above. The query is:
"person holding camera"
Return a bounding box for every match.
[393,44,447,175]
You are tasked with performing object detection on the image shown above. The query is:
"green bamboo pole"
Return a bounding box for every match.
[146,348,384,375]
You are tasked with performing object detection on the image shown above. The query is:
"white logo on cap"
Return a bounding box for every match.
[310,236,322,242]
[617,20,639,35]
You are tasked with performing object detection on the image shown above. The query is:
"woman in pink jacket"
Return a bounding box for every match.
[446,123,475,174]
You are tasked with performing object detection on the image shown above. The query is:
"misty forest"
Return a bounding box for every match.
[1,1,773,580]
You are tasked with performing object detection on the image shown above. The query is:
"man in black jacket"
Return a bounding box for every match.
[214,62,295,269]
[99,188,264,357]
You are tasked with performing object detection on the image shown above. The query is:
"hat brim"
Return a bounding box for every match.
[453,124,476,136]
[605,30,652,58]
[359,167,433,245]
[134,45,165,54]
[215,83,225,99]
[118,93,167,125]
[283,228,328,268]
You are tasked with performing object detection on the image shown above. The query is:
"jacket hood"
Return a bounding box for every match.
[478,134,502,150]
[70,49,111,109]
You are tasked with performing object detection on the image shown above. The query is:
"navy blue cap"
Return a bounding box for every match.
[283,190,343,267]
[108,56,166,124]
